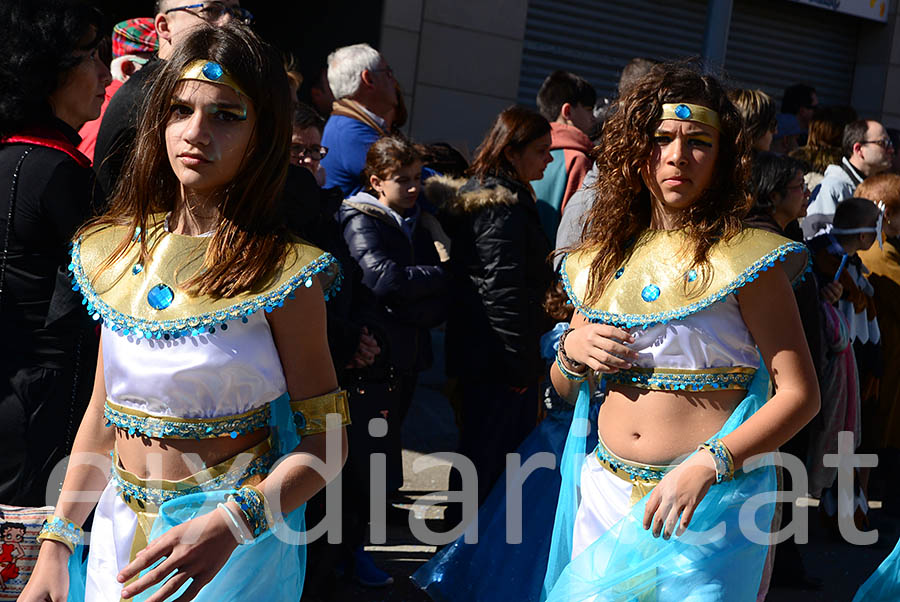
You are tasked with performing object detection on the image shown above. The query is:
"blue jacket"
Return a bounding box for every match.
[321,115,381,197]
[339,193,450,371]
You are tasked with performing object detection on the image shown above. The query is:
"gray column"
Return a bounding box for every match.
[701,0,734,72]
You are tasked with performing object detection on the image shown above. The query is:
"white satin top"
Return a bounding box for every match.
[102,311,288,419]
[628,295,759,371]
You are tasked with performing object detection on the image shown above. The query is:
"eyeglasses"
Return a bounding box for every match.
[164,2,254,25]
[290,144,328,161]
[861,138,894,150]
[786,182,810,195]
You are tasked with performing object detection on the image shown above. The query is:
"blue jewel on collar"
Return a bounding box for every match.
[147,284,175,311]
[686,269,698,282]
[202,61,224,81]
[615,267,625,279]
[641,284,661,302]
[674,104,692,119]
[132,263,143,275]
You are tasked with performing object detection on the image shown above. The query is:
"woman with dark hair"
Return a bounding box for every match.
[438,105,555,515]
[21,23,348,602]
[543,63,819,600]
[0,0,110,506]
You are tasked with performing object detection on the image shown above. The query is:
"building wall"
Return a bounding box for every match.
[853,0,900,128]
[380,0,530,156]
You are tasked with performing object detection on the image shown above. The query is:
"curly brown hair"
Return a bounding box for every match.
[573,62,753,303]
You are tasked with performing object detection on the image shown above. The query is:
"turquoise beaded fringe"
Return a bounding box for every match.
[39,516,84,548]
[230,486,271,537]
[103,399,309,440]
[104,401,272,439]
[112,449,277,509]
[604,369,755,391]
[68,239,343,339]
[595,442,670,482]
[561,242,811,328]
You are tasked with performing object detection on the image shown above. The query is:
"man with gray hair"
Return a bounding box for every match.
[320,43,398,196]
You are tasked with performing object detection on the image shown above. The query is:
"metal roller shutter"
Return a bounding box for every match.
[517,0,706,106]
[726,0,860,106]
[518,0,860,108]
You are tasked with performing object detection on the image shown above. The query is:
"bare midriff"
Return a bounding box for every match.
[115,427,270,480]
[597,384,745,465]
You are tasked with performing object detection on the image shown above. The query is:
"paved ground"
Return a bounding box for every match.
[326,331,899,602]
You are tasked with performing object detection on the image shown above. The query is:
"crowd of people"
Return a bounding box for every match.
[1,1,900,601]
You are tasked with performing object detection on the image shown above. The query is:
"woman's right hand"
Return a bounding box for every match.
[18,540,71,602]
[562,324,638,374]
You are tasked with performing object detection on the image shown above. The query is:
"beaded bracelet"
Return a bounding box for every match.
[37,515,84,553]
[558,327,585,371]
[228,485,274,539]
[556,350,588,382]
[698,438,735,484]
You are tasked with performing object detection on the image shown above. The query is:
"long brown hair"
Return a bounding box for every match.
[469,105,550,184]
[574,62,752,303]
[85,23,293,298]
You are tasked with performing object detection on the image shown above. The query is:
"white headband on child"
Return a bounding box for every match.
[828,201,885,249]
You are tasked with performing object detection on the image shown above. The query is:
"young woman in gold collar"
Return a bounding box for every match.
[543,64,820,601]
[21,24,348,602]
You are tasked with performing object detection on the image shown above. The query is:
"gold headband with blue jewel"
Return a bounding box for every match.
[661,103,721,132]
[179,60,248,98]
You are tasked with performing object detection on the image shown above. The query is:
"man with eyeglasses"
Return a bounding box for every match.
[804,119,895,239]
[93,0,249,196]
[320,43,399,197]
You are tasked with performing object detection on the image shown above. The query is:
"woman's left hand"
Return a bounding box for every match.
[642,451,717,540]
[118,506,239,601]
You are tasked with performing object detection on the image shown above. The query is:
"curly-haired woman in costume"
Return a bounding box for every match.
[543,64,820,601]
[21,23,348,602]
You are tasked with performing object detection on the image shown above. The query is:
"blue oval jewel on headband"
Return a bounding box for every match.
[147,284,175,311]
[615,267,625,279]
[674,104,692,119]
[686,269,698,282]
[132,263,143,275]
[641,284,661,303]
[202,61,224,81]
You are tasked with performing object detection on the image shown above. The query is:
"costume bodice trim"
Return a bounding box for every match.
[604,366,757,392]
[561,227,810,328]
[103,391,350,440]
[69,217,342,339]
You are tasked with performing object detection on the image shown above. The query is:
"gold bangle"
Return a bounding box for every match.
[37,515,84,553]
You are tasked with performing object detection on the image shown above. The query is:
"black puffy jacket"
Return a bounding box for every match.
[338,194,450,372]
[430,174,554,387]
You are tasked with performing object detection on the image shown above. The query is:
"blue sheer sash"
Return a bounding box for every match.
[543,367,777,602]
[67,393,308,601]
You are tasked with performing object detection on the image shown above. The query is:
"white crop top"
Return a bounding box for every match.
[629,295,759,371]
[102,311,287,419]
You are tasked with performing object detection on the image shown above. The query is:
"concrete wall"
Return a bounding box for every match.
[380,0,530,157]
[851,0,900,127]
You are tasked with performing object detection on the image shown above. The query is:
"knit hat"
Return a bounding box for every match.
[111,18,158,59]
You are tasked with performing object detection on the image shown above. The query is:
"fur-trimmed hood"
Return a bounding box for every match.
[425,174,527,215]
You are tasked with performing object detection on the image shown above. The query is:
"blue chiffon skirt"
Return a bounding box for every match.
[543,367,778,602]
[854,536,900,601]
[411,402,600,602]
[67,394,307,601]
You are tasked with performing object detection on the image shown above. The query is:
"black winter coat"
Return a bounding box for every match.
[433,174,554,387]
[339,196,449,372]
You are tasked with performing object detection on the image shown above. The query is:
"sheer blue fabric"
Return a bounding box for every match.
[854,537,900,601]
[411,403,599,602]
[66,393,308,602]
[543,366,777,602]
